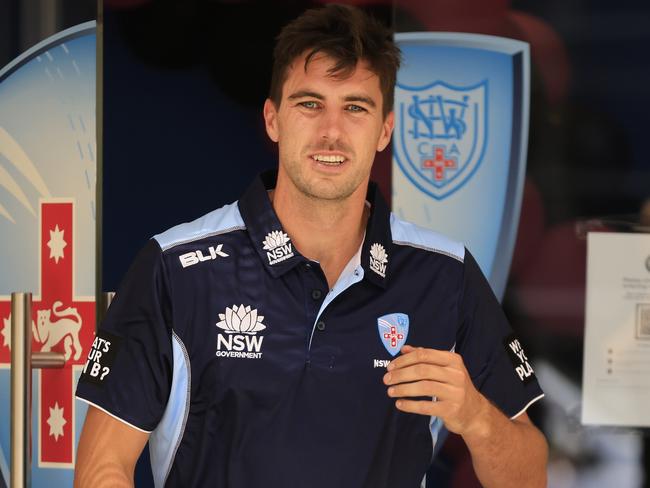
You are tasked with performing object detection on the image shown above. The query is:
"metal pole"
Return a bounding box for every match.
[10,294,65,488]
[103,291,115,312]
[100,291,115,324]
[10,292,31,488]
[32,352,66,369]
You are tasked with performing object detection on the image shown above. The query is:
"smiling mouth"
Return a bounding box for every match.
[311,154,346,166]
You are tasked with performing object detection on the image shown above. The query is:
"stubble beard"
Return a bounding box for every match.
[281,138,368,202]
[283,157,366,203]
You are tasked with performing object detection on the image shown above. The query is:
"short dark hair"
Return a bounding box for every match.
[269,4,401,118]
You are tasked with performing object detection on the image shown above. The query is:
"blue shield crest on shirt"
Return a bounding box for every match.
[377,313,409,356]
[395,79,487,200]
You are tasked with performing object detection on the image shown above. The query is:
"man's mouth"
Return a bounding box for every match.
[311,154,346,166]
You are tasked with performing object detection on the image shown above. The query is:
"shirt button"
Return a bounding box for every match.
[311,289,322,300]
[303,262,312,271]
[316,320,326,331]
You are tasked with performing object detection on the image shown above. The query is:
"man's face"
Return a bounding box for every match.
[263,53,394,202]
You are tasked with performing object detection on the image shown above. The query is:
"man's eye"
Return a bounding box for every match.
[300,101,319,109]
[346,104,366,113]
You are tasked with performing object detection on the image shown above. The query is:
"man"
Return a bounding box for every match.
[75,4,547,487]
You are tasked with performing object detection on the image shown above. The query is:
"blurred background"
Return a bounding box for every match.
[1,0,649,486]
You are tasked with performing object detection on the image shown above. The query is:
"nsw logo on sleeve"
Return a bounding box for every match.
[79,331,122,386]
[504,334,536,384]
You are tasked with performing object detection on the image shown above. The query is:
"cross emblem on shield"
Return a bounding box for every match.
[377,313,409,356]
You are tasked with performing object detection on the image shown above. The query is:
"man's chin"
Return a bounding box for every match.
[300,181,359,202]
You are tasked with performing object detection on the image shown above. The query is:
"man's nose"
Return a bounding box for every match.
[318,108,343,142]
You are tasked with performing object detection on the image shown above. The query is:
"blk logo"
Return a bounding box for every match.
[179,244,228,268]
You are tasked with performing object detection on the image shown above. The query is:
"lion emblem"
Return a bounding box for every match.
[32,301,83,361]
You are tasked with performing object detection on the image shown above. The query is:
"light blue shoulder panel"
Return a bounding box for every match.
[390,213,465,262]
[149,332,191,488]
[154,201,245,251]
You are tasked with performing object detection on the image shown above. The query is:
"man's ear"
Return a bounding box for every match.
[263,98,279,142]
[377,111,394,152]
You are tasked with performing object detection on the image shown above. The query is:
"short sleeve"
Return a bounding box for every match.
[76,239,173,432]
[456,250,543,418]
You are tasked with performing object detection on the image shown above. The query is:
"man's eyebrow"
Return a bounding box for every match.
[287,91,377,109]
[287,90,324,100]
[343,94,376,108]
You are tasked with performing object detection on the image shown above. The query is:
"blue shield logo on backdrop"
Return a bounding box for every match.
[392,33,530,300]
[377,313,409,356]
[397,80,487,200]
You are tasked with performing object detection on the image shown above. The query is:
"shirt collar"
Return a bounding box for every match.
[360,178,392,288]
[238,170,392,287]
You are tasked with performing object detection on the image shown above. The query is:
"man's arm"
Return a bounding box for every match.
[74,406,149,488]
[383,345,548,488]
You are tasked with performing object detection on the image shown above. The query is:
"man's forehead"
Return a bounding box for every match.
[286,52,377,83]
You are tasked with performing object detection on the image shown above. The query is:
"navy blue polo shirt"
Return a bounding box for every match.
[76,171,543,487]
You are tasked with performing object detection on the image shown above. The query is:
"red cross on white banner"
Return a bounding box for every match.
[422,145,458,182]
[383,326,404,349]
[0,200,95,468]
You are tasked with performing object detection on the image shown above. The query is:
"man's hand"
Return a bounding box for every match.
[383,344,488,436]
[383,344,548,488]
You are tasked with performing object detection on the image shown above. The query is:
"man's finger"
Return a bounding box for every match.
[387,346,460,371]
[387,380,456,400]
[383,363,461,386]
[394,399,444,417]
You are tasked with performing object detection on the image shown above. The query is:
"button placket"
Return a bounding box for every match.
[301,262,328,348]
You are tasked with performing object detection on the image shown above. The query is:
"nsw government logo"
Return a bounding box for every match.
[369,243,388,278]
[216,304,266,359]
[263,230,294,265]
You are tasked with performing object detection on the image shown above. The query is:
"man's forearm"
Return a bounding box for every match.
[461,397,548,488]
[74,407,147,488]
[74,459,134,488]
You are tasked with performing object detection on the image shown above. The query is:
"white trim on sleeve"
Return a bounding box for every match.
[510,393,545,420]
[76,396,153,434]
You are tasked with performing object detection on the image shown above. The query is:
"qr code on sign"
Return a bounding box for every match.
[636,304,650,339]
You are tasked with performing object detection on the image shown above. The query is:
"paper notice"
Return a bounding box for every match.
[582,232,650,426]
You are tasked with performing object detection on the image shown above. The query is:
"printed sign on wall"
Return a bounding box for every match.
[0,22,96,487]
[392,33,530,299]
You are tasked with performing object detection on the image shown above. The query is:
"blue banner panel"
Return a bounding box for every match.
[0,22,97,487]
[392,33,530,299]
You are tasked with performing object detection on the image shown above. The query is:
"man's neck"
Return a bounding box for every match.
[271,181,368,289]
